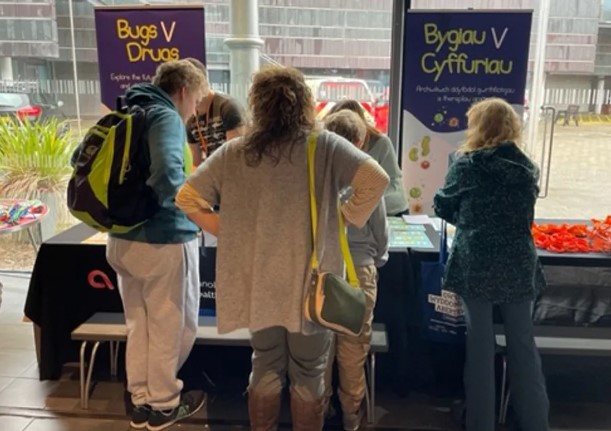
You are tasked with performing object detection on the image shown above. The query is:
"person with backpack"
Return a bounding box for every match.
[322,109,389,431]
[103,60,208,431]
[175,66,389,431]
[434,98,549,431]
[185,58,245,166]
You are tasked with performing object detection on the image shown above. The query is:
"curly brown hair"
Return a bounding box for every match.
[244,66,316,166]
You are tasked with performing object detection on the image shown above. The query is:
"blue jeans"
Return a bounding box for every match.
[462,298,549,431]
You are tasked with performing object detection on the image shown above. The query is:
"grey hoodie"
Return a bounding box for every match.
[342,189,389,268]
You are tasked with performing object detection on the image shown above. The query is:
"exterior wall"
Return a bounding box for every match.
[412,0,601,76]
[0,1,59,64]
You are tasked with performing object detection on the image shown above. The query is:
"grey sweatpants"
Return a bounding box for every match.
[106,237,200,410]
[249,327,332,401]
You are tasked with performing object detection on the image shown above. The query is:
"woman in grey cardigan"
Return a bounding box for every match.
[176,66,388,431]
[327,99,408,216]
[434,98,548,431]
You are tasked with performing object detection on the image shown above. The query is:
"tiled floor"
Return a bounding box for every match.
[1,272,611,430]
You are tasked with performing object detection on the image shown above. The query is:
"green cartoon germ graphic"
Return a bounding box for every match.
[409,147,419,162]
[421,136,430,156]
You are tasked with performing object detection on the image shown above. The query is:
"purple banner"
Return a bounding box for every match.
[94,6,206,109]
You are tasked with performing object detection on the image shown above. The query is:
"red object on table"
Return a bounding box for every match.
[532,218,611,253]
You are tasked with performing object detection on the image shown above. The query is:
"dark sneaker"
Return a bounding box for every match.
[147,391,206,431]
[130,404,151,429]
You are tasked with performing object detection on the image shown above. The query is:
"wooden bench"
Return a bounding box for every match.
[495,325,611,424]
[72,312,388,423]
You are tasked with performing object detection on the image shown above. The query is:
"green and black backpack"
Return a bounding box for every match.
[67,97,158,233]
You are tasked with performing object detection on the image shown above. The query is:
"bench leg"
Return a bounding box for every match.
[109,341,120,378]
[498,354,511,425]
[501,390,511,425]
[498,354,507,424]
[364,353,376,424]
[79,341,88,409]
[80,341,101,409]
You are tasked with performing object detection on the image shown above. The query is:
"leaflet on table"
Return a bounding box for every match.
[388,217,434,249]
[388,216,426,231]
[82,232,108,244]
[389,229,434,249]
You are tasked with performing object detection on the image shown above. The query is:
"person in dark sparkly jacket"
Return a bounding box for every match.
[434,97,549,431]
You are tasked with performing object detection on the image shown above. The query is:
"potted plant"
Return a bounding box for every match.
[0,117,75,241]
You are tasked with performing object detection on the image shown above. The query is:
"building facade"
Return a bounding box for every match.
[0,0,58,81]
[1,0,610,115]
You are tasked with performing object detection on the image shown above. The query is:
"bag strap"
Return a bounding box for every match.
[307,133,359,288]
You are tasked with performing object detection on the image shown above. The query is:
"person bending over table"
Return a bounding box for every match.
[434,97,549,431]
[326,99,408,216]
[322,109,389,431]
[185,58,245,166]
[175,66,389,431]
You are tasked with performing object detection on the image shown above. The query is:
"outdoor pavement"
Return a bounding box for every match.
[532,123,611,220]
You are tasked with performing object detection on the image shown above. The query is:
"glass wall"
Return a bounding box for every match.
[1,0,611,270]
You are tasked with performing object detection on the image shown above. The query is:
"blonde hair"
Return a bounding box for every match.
[152,59,209,97]
[183,57,210,83]
[244,66,316,166]
[459,98,522,154]
[324,109,367,146]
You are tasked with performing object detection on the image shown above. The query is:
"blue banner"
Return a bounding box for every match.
[401,11,532,214]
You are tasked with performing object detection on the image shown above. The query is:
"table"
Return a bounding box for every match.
[0,199,48,252]
[402,219,611,395]
[24,223,216,380]
[25,221,409,382]
[28,218,607,393]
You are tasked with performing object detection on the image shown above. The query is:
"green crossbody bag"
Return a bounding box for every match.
[303,133,367,337]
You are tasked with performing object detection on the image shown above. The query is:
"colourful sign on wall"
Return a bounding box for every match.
[401,10,532,214]
[94,6,206,109]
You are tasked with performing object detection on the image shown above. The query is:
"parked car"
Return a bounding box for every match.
[0,92,65,122]
[306,77,377,124]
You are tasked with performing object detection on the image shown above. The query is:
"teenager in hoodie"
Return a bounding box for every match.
[105,60,207,431]
[434,98,549,431]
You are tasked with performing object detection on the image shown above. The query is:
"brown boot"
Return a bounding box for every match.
[248,391,282,431]
[290,389,324,431]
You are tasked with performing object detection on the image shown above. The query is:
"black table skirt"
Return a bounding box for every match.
[24,224,216,380]
[25,221,611,394]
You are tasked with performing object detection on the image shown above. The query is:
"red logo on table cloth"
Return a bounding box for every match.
[88,270,115,290]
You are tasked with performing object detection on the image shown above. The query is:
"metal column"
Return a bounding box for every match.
[388,0,411,157]
[224,0,264,108]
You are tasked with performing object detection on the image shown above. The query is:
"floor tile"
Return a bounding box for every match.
[550,402,611,430]
[0,378,60,409]
[0,350,37,378]
[45,380,126,415]
[24,417,131,431]
[0,376,15,393]
[18,362,41,380]
[0,416,33,431]
[0,307,29,325]
[0,325,36,351]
